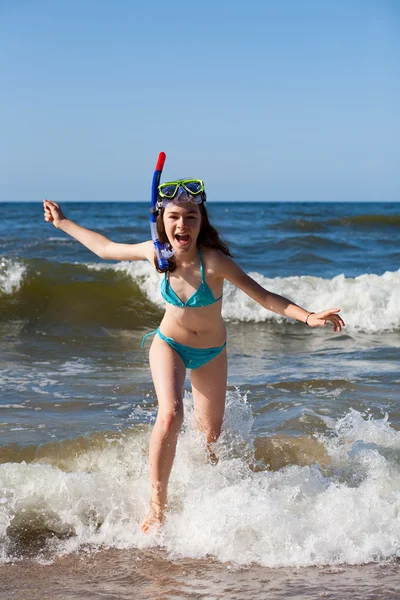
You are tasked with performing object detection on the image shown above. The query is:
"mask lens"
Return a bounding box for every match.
[184,181,203,195]
[159,184,178,198]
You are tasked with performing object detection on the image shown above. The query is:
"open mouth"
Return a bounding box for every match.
[175,234,190,245]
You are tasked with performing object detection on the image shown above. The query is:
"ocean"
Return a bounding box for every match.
[0,201,399,599]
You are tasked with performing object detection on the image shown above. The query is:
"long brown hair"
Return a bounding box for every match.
[154,202,232,273]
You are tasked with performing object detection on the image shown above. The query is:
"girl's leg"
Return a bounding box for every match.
[141,334,186,533]
[190,348,227,453]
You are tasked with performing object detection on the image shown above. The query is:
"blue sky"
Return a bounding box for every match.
[1,0,399,202]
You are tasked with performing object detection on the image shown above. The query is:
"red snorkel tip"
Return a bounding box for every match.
[155,152,166,171]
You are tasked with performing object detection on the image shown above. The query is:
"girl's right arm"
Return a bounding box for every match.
[43,199,153,262]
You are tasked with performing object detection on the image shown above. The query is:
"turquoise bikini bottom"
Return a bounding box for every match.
[141,328,226,370]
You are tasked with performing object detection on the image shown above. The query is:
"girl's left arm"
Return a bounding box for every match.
[217,254,345,332]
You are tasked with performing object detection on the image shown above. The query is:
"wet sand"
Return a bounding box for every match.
[1,549,399,600]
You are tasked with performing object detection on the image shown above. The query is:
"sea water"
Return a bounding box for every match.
[0,201,399,598]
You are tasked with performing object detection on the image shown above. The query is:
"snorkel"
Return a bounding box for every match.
[150,152,175,271]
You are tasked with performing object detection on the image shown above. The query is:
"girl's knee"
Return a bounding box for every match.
[158,404,184,434]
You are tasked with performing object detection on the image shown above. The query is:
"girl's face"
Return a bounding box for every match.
[163,202,202,254]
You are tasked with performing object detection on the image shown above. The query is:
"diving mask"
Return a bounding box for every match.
[156,179,206,210]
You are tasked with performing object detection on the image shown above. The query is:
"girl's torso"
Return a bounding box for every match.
[158,247,226,347]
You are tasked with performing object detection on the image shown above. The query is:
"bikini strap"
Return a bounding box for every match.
[141,329,158,348]
[198,248,205,282]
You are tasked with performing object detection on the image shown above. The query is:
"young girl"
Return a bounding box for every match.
[43,181,344,533]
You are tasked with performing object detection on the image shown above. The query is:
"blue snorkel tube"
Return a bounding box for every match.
[150,152,175,271]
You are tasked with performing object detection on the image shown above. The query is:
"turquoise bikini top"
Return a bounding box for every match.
[161,248,222,308]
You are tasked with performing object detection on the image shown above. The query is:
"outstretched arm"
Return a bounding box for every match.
[217,254,345,332]
[43,199,153,262]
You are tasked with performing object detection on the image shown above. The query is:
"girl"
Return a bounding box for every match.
[43,181,344,533]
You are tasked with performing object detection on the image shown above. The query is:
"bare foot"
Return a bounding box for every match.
[207,444,219,465]
[141,499,165,534]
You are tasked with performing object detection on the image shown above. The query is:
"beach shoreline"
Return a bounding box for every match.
[1,549,399,600]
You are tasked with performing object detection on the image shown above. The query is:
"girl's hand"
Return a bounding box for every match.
[307,309,345,332]
[43,199,66,228]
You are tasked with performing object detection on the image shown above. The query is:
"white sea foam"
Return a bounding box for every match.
[59,358,95,375]
[1,392,400,566]
[221,269,400,332]
[91,261,400,333]
[0,258,26,295]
